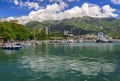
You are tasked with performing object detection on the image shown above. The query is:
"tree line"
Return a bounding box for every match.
[0,21,48,41]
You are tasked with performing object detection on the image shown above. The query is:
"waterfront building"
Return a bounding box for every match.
[98,32,104,40]
[64,30,70,36]
[45,27,49,35]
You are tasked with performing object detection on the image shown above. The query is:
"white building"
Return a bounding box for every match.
[64,30,70,36]
[98,32,104,40]
[45,27,49,35]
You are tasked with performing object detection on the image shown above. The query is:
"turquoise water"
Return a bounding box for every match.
[0,43,120,81]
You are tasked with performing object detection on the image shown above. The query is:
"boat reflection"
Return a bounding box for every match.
[2,49,18,54]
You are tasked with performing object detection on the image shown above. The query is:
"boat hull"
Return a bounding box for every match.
[2,46,22,50]
[96,39,113,43]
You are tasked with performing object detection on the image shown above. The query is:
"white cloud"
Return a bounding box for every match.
[13,0,19,5]
[2,3,118,24]
[35,0,44,2]
[12,0,68,10]
[12,0,40,10]
[23,1,40,10]
[49,0,68,10]
[67,0,75,2]
[59,1,68,10]
[100,5,117,17]
[111,0,120,4]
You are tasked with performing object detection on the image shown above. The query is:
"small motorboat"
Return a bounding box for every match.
[2,43,22,50]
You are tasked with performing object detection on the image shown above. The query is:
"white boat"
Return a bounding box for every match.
[2,43,22,50]
[75,40,83,43]
[21,42,32,46]
[68,39,75,43]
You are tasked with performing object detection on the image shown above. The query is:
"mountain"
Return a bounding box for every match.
[25,17,120,38]
[25,21,46,28]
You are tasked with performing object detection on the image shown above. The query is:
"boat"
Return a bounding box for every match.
[96,39,107,43]
[96,32,114,43]
[2,43,22,50]
[75,40,84,43]
[67,39,75,43]
[21,42,32,46]
[96,39,113,43]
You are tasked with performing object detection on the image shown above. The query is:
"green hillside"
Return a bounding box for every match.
[0,21,33,40]
[0,17,120,41]
[25,17,120,39]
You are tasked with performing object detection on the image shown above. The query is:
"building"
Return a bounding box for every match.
[64,30,70,36]
[98,32,104,40]
[45,27,49,35]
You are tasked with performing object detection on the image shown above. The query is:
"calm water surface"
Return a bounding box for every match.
[0,43,120,81]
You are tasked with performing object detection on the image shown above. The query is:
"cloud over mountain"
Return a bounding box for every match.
[1,1,118,24]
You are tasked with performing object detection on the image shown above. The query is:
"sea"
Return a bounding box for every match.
[0,43,120,81]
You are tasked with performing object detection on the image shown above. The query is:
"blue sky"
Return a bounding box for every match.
[0,0,120,24]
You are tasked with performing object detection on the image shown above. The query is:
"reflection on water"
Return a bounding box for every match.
[21,55,115,77]
[0,43,120,81]
[2,50,18,54]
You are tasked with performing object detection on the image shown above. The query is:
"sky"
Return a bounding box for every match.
[0,0,120,24]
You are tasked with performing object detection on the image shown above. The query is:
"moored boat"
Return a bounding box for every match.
[2,43,22,50]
